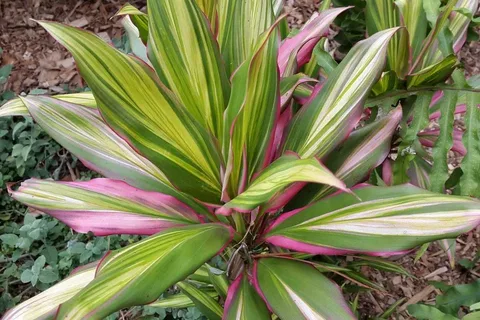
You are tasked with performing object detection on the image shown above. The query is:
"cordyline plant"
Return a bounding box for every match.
[2,0,480,319]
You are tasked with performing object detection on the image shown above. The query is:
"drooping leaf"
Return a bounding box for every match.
[56,224,233,319]
[38,21,224,203]
[218,152,347,214]
[254,258,356,319]
[366,0,409,77]
[279,74,317,110]
[266,184,480,256]
[278,7,350,76]
[177,281,223,320]
[222,21,279,197]
[0,92,96,117]
[217,0,275,75]
[2,263,96,320]
[450,0,479,53]
[282,28,400,159]
[459,91,480,197]
[147,0,230,140]
[430,90,458,193]
[9,178,202,236]
[223,273,271,320]
[18,96,209,216]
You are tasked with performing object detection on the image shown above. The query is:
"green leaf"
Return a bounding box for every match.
[39,269,59,284]
[38,21,224,203]
[423,0,442,27]
[178,281,223,320]
[464,312,480,320]
[407,304,458,320]
[20,269,34,283]
[147,0,230,140]
[219,152,347,214]
[283,28,400,159]
[437,280,480,315]
[0,234,19,246]
[218,0,274,75]
[56,224,233,319]
[266,184,480,255]
[430,90,458,193]
[223,273,270,320]
[115,4,148,42]
[254,258,356,319]
[459,90,480,197]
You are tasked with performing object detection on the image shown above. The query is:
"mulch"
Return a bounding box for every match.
[1,0,479,319]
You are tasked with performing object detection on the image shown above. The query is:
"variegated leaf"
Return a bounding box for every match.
[9,178,201,236]
[120,16,150,64]
[56,224,233,319]
[115,3,148,42]
[297,106,402,205]
[217,0,275,75]
[195,0,218,32]
[178,281,223,320]
[366,0,409,78]
[18,96,209,216]
[254,258,356,319]
[419,128,466,156]
[278,7,350,76]
[395,0,428,60]
[2,263,96,320]
[266,184,480,256]
[0,92,96,117]
[223,273,270,320]
[218,152,347,214]
[282,28,399,159]
[147,0,230,140]
[222,22,279,197]
[407,54,459,88]
[280,74,317,110]
[39,21,224,203]
[149,290,219,309]
[450,0,479,53]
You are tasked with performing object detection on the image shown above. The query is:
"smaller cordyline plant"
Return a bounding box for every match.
[2,0,480,319]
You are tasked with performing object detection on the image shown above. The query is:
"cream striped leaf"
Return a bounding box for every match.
[254,258,356,320]
[9,178,202,236]
[18,96,208,215]
[218,153,347,214]
[149,290,219,309]
[222,22,279,197]
[366,0,409,78]
[147,0,230,140]
[38,21,224,203]
[56,224,233,320]
[0,92,96,117]
[223,273,270,320]
[115,3,148,42]
[266,185,480,255]
[217,0,275,75]
[195,0,218,32]
[282,28,400,159]
[2,263,96,320]
[395,0,428,60]
[296,106,402,206]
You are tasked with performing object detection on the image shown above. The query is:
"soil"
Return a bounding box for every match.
[1,0,479,319]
